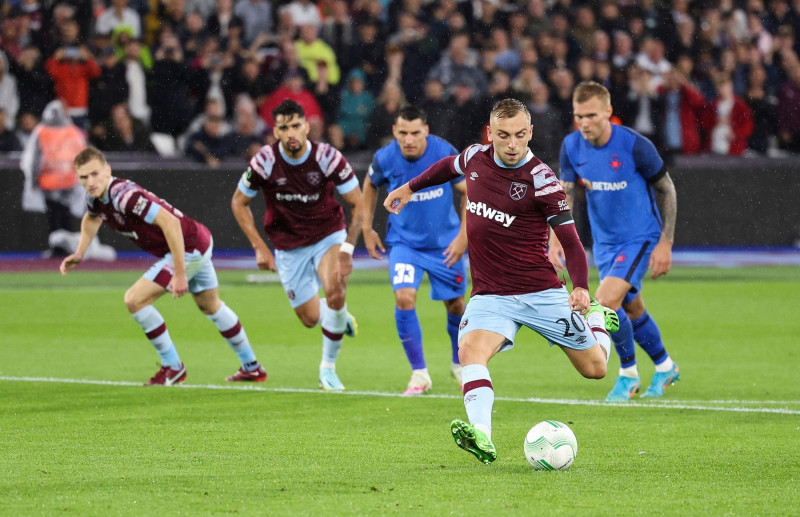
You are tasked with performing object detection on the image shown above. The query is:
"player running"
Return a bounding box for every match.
[550,81,680,402]
[231,100,362,391]
[61,147,267,385]
[384,99,619,464]
[362,105,467,395]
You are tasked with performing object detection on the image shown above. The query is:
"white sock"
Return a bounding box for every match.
[655,357,675,373]
[619,365,639,378]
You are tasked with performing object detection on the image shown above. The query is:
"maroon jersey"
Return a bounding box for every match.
[241,141,357,250]
[87,177,211,257]
[451,145,572,296]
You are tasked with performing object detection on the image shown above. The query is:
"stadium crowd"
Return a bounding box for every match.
[3,0,800,163]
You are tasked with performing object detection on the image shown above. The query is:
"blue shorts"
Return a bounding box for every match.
[388,244,467,301]
[593,239,656,304]
[275,229,346,308]
[458,288,597,352]
[144,239,218,294]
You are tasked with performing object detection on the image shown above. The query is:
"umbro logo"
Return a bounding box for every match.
[470,172,479,181]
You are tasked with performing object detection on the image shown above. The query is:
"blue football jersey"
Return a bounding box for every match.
[369,135,463,250]
[560,124,664,246]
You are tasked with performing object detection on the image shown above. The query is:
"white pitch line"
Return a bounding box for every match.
[2,376,800,415]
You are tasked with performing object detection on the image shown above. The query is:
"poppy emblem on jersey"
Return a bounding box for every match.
[306,171,321,186]
[609,154,623,172]
[509,182,527,200]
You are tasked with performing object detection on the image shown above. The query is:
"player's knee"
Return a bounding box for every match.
[445,297,466,315]
[395,291,416,310]
[579,361,606,380]
[325,289,346,310]
[299,315,318,328]
[123,290,143,313]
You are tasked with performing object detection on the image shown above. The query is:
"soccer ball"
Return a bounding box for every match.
[523,420,578,471]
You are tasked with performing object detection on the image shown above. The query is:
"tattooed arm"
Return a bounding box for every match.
[649,172,677,279]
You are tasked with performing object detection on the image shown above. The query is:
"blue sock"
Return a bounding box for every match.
[612,308,637,369]
[207,302,259,370]
[132,305,181,368]
[632,311,668,366]
[396,307,425,370]
[447,312,461,364]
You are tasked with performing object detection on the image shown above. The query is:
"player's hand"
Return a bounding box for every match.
[568,287,591,314]
[59,253,83,275]
[169,273,189,299]
[383,184,413,215]
[443,233,467,267]
[649,240,672,279]
[363,228,386,259]
[338,252,353,278]
[254,244,276,271]
[548,240,566,273]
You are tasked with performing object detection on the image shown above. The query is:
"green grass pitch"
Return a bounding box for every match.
[1,266,798,516]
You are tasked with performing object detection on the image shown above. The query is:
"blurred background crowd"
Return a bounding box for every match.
[3,0,800,167]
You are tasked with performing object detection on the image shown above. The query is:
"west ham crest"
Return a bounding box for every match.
[306,171,321,186]
[509,181,527,200]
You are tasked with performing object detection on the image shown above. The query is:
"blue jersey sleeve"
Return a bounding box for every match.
[559,138,577,182]
[367,155,387,188]
[632,133,665,181]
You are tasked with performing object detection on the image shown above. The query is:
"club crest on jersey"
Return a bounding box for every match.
[306,171,321,186]
[459,318,468,330]
[509,182,527,200]
[609,154,623,172]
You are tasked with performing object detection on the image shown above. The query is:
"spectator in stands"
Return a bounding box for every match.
[367,79,407,150]
[44,20,101,130]
[207,0,244,41]
[96,0,142,39]
[427,30,487,102]
[527,81,564,166]
[282,0,322,28]
[9,45,54,120]
[343,17,386,95]
[320,0,356,59]
[121,36,151,126]
[746,63,778,155]
[701,73,754,156]
[330,67,374,150]
[185,111,234,166]
[225,95,264,159]
[88,45,129,136]
[418,76,455,138]
[231,55,272,109]
[16,111,39,147]
[0,108,22,151]
[438,78,488,152]
[295,23,341,124]
[657,66,706,163]
[0,51,20,130]
[186,0,218,20]
[776,59,800,152]
[260,69,325,141]
[93,102,154,152]
[625,64,663,152]
[234,0,273,46]
[149,33,196,137]
[611,31,635,70]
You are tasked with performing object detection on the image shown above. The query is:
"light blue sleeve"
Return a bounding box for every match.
[336,176,360,195]
[237,178,259,198]
[143,202,161,224]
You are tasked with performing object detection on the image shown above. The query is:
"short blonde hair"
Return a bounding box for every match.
[573,80,611,105]
[490,98,530,121]
[73,146,107,168]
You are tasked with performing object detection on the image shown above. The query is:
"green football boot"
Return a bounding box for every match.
[586,298,620,333]
[450,419,497,465]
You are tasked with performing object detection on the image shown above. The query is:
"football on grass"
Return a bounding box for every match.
[523,420,578,471]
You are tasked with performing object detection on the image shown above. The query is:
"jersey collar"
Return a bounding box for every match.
[493,148,534,169]
[279,140,312,165]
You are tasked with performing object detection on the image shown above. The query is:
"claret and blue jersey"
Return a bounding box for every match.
[560,124,666,247]
[369,135,463,250]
